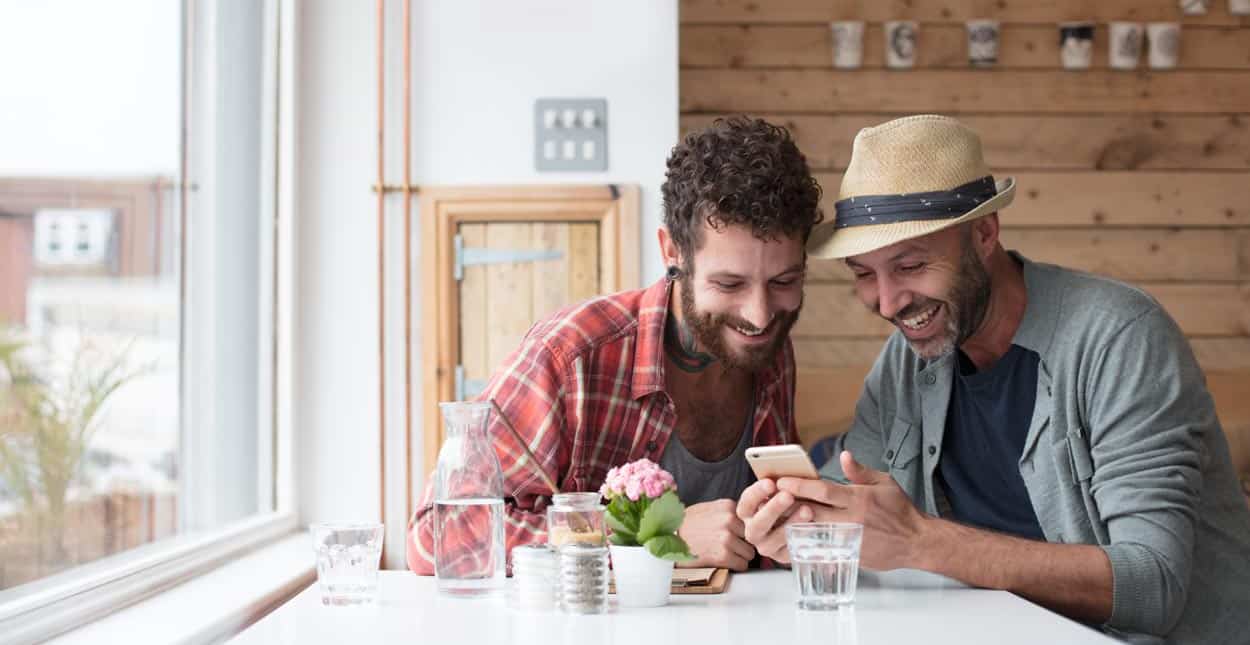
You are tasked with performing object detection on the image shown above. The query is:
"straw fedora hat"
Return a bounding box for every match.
[806,114,1015,260]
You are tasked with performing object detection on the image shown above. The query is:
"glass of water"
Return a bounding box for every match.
[785,522,863,610]
[311,522,384,606]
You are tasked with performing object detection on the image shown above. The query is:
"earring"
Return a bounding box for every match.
[666,265,681,281]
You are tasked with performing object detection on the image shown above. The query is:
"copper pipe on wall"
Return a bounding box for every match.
[402,0,414,533]
[375,0,388,545]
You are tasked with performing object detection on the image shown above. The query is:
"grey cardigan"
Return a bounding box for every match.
[820,254,1250,644]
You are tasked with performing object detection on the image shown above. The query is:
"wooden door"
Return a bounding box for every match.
[418,185,639,483]
[457,221,601,403]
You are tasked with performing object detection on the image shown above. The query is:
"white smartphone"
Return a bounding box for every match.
[745,444,820,480]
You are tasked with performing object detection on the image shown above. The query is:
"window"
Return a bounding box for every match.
[0,0,293,627]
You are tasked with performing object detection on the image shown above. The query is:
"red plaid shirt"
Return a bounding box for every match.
[407,277,797,575]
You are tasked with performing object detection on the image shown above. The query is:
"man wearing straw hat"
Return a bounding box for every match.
[409,116,823,575]
[739,115,1250,643]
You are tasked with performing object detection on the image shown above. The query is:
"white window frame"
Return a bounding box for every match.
[0,0,299,641]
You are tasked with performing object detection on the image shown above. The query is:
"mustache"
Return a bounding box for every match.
[711,308,799,334]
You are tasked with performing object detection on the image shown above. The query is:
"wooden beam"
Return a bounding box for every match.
[683,114,1250,172]
[809,173,1250,228]
[680,0,1250,26]
[796,282,1250,337]
[680,69,1250,114]
[681,25,1250,70]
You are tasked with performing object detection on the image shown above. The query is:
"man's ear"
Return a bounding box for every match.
[971,214,1000,260]
[657,227,683,269]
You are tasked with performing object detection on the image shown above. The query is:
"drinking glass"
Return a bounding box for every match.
[311,522,384,606]
[785,522,863,610]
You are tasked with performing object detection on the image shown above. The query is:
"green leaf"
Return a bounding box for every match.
[605,509,637,544]
[644,534,695,562]
[635,490,684,544]
[607,496,639,533]
[604,496,640,544]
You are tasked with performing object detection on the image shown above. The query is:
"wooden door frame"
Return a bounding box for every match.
[417,184,640,487]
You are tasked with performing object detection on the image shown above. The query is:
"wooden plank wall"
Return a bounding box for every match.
[679,0,1250,472]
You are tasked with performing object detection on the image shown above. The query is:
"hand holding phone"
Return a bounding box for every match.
[745,444,819,480]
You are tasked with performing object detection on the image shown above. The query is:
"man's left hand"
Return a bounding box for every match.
[776,450,929,571]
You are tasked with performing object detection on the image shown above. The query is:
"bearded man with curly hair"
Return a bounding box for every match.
[407,117,824,575]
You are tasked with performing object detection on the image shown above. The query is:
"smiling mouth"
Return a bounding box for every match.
[728,319,776,341]
[897,303,941,332]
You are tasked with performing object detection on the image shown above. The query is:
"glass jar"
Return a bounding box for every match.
[546,492,605,547]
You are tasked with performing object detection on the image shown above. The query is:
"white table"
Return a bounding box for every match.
[230,570,1118,644]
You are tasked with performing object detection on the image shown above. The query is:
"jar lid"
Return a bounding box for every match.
[512,543,556,564]
[551,492,603,510]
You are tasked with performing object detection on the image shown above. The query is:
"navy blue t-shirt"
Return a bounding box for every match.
[938,345,1045,540]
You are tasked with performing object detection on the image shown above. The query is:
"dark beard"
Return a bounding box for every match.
[948,233,993,348]
[678,271,801,373]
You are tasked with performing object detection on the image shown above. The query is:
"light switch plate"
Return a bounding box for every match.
[535,98,607,172]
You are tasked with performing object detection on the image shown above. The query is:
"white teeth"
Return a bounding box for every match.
[734,326,764,336]
[900,304,939,330]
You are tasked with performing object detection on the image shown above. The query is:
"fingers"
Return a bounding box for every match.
[776,477,854,508]
[840,450,874,485]
[743,490,796,544]
[736,479,777,521]
[727,534,756,564]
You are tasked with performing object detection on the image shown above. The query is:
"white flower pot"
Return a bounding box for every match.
[609,545,673,608]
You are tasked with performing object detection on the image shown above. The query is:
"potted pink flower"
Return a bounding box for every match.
[599,458,694,607]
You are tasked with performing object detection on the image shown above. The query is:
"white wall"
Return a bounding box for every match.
[0,0,180,176]
[296,0,679,567]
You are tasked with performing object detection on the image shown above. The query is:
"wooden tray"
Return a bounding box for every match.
[609,568,732,595]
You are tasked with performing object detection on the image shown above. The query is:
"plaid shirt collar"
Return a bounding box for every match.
[629,277,786,403]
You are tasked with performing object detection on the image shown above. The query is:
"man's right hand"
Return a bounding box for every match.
[677,499,757,571]
[736,478,814,564]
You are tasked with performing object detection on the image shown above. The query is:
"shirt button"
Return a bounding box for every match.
[885,449,895,461]
[646,441,658,452]
[928,445,937,456]
[924,373,936,385]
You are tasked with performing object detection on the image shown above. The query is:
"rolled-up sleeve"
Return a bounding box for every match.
[1085,308,1210,636]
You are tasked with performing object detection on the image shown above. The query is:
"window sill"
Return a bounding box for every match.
[47,532,314,645]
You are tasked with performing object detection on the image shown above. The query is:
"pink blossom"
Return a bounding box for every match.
[600,457,677,502]
[625,479,643,501]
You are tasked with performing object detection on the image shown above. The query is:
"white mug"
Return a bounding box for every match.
[1147,23,1181,70]
[1179,0,1211,14]
[1058,22,1095,70]
[966,19,1000,68]
[884,21,918,69]
[1230,0,1250,15]
[830,21,865,69]
[1108,22,1144,71]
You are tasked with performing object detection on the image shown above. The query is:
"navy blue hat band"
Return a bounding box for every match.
[833,176,997,230]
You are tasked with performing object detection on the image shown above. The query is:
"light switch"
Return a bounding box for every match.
[534,98,608,171]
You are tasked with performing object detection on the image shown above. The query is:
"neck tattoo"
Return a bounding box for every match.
[664,313,716,373]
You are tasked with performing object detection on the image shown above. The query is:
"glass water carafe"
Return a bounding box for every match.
[433,401,506,596]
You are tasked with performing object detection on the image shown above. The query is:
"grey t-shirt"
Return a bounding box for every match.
[659,402,756,506]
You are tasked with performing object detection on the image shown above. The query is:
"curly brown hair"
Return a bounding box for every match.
[661,116,823,265]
